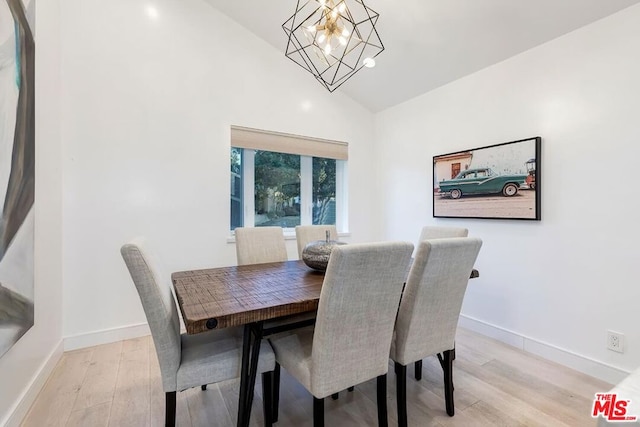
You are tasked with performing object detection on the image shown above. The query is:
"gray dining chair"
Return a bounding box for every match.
[121,239,276,427]
[419,225,468,242]
[235,226,288,265]
[390,237,482,427]
[295,225,339,258]
[413,225,469,380]
[268,241,414,427]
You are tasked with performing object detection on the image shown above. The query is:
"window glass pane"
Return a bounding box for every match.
[254,151,301,228]
[230,148,243,230]
[230,145,344,232]
[312,157,336,225]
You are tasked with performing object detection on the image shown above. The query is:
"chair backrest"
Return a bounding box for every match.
[419,226,468,242]
[393,237,482,365]
[235,226,288,265]
[310,241,414,397]
[294,225,338,258]
[121,240,181,391]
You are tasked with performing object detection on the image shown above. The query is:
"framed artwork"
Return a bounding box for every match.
[433,137,541,220]
[0,0,35,358]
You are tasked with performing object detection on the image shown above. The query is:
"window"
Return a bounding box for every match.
[230,126,347,232]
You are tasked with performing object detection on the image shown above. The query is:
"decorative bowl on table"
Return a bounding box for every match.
[301,230,346,272]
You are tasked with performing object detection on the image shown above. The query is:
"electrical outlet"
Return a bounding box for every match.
[607,330,624,353]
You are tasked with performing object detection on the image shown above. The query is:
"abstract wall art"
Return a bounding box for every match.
[0,0,35,358]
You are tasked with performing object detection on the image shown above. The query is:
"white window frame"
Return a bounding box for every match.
[229,125,349,237]
[237,149,347,234]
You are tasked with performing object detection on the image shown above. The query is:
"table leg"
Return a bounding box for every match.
[238,324,251,427]
[237,317,315,426]
[237,322,264,427]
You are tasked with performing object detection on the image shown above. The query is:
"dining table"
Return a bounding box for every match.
[172,259,479,427]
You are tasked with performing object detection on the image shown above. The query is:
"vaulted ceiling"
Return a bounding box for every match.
[205,0,640,112]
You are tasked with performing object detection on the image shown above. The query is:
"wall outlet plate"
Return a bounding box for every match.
[607,330,624,353]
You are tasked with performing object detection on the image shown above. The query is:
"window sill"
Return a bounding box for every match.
[226,231,350,244]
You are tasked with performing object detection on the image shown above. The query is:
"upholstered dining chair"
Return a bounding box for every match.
[419,225,468,242]
[235,226,288,265]
[268,241,414,426]
[294,224,339,258]
[390,237,482,427]
[121,239,276,427]
[413,225,469,380]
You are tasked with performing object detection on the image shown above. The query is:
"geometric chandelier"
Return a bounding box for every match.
[283,0,384,92]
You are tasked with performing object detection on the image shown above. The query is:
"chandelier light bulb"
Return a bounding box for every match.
[324,44,332,55]
[363,57,375,68]
[318,33,326,44]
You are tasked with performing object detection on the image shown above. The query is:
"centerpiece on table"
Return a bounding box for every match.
[301,230,346,272]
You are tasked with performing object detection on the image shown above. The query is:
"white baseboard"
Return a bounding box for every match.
[3,340,63,427]
[63,322,151,351]
[459,314,630,385]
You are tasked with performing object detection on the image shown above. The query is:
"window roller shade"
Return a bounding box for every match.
[231,126,348,160]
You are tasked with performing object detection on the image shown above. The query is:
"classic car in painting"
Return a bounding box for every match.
[438,167,527,199]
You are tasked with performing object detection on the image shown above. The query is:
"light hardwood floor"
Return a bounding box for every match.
[22,328,610,427]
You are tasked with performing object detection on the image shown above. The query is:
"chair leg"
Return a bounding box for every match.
[443,349,455,416]
[395,363,407,427]
[332,386,353,399]
[261,371,273,427]
[377,374,388,427]
[313,396,324,427]
[272,363,281,423]
[414,359,422,381]
[165,391,176,427]
[201,384,207,391]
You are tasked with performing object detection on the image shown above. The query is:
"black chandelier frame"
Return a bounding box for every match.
[283,0,384,92]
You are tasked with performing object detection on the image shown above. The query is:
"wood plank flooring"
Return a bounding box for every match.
[21,328,611,426]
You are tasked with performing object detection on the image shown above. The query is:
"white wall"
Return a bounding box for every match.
[0,0,64,425]
[60,0,378,344]
[376,4,640,383]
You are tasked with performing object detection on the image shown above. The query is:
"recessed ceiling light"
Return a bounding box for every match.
[145,5,159,20]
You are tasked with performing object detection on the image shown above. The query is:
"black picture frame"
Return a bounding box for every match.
[433,137,541,220]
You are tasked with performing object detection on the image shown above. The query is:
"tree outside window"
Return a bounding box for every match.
[230,148,341,230]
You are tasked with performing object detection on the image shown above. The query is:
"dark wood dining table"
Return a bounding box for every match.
[172,260,479,427]
[172,260,323,427]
